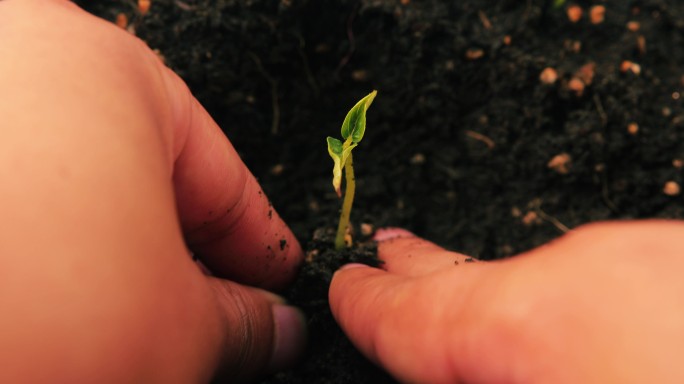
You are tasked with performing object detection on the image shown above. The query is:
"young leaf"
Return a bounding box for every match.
[327,136,358,197]
[340,90,377,143]
[328,90,376,197]
[327,137,344,196]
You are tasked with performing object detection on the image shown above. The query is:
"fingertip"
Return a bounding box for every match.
[210,281,307,381]
[328,264,409,366]
[329,264,389,315]
[329,263,380,301]
[373,230,476,276]
[331,262,382,283]
[268,305,307,374]
[373,227,416,242]
[338,262,372,271]
[373,227,446,259]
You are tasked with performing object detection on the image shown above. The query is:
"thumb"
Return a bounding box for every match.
[373,228,479,275]
[329,232,494,383]
[207,278,307,382]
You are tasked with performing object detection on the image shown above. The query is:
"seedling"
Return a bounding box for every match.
[327,90,377,250]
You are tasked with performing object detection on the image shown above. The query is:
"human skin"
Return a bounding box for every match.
[0,1,305,383]
[330,222,684,383]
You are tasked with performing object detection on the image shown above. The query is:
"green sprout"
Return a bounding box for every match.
[327,90,377,250]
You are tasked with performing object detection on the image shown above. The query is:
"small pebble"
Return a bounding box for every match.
[627,122,639,135]
[567,5,583,23]
[571,40,582,53]
[620,60,641,75]
[351,69,369,82]
[540,67,559,85]
[590,5,606,24]
[270,164,285,176]
[465,48,485,60]
[636,35,647,55]
[305,249,319,263]
[577,62,596,85]
[522,211,541,226]
[410,153,426,165]
[344,233,353,247]
[138,0,151,15]
[568,77,585,96]
[115,13,128,29]
[626,21,641,31]
[360,223,374,237]
[548,153,572,174]
[663,181,681,196]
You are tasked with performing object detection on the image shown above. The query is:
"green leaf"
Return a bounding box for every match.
[327,137,343,196]
[328,90,376,197]
[327,137,358,197]
[553,0,566,8]
[327,136,343,158]
[340,138,358,172]
[340,90,377,143]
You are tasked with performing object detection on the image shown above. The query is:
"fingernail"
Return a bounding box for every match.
[338,263,370,271]
[269,305,307,373]
[373,227,416,242]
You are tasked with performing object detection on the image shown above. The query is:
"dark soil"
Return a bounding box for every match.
[79,1,684,382]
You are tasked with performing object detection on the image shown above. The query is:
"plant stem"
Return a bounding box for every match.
[334,153,355,250]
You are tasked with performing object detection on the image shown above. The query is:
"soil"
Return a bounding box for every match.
[79,1,684,382]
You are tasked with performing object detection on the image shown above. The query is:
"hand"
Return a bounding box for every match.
[330,222,684,383]
[0,1,304,382]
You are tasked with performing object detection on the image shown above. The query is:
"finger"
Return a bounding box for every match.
[163,69,303,290]
[208,278,307,382]
[328,265,401,364]
[329,264,491,383]
[373,228,478,276]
